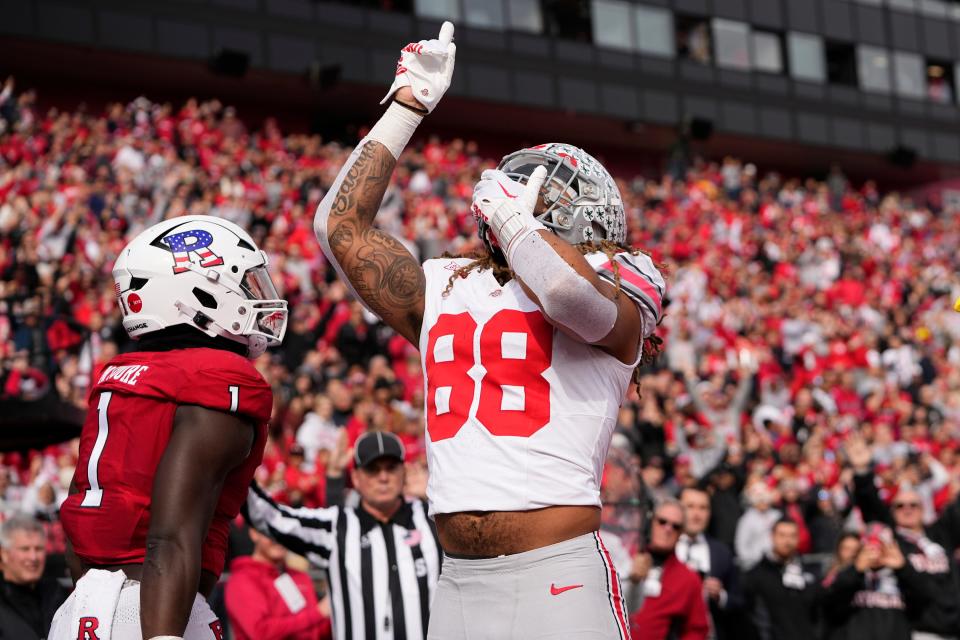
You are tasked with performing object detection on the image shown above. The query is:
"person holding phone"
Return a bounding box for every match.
[847,435,960,640]
[821,524,927,640]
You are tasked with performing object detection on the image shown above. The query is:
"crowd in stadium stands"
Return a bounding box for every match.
[4,81,960,638]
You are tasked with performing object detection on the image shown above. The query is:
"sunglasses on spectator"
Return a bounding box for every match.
[893,502,921,510]
[655,517,684,532]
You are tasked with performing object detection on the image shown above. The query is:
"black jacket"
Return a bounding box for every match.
[0,576,69,640]
[742,556,822,640]
[821,563,927,640]
[853,471,960,636]
[704,536,745,640]
[708,490,742,554]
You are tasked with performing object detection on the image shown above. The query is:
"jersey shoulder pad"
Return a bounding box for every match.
[588,250,665,324]
[174,349,273,423]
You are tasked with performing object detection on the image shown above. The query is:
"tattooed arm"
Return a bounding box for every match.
[314,93,426,345]
[315,24,455,345]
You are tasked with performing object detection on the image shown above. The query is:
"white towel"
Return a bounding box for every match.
[49,569,126,640]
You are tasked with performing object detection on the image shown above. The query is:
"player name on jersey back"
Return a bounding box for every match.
[97,363,149,386]
[419,256,642,515]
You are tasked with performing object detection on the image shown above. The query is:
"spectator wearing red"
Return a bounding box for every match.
[628,500,709,640]
[3,351,48,401]
[225,528,331,640]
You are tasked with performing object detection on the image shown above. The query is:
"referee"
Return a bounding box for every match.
[244,431,442,640]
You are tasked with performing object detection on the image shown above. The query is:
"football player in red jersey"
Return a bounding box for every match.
[51,215,287,640]
[313,22,665,640]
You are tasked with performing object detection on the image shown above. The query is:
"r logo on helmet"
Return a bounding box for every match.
[160,229,224,274]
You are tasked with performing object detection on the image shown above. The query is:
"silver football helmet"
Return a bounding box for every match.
[479,143,626,255]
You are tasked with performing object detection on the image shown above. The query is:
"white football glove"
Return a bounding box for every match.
[380,21,456,114]
[471,166,548,257]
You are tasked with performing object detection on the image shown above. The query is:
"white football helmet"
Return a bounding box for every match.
[479,143,626,255]
[112,215,288,358]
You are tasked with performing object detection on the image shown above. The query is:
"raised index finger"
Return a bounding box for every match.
[438,21,455,47]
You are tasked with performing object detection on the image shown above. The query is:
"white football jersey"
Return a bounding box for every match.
[419,251,663,515]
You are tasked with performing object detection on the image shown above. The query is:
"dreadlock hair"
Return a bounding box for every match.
[440,239,665,388]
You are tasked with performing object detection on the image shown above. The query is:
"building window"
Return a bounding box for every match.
[887,0,917,10]
[592,0,633,50]
[414,0,460,21]
[507,0,543,33]
[918,0,948,17]
[926,59,955,103]
[857,45,891,93]
[752,31,783,73]
[543,0,592,41]
[464,0,505,29]
[635,5,674,58]
[787,32,826,82]
[676,15,712,64]
[893,51,926,97]
[827,41,858,86]
[713,19,751,70]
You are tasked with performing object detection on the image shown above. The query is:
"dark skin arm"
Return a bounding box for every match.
[322,88,426,345]
[140,405,254,637]
[65,482,83,584]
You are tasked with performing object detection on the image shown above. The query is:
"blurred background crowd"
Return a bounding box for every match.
[4,78,960,638]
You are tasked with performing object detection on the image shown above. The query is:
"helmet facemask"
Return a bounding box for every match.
[478,144,626,257]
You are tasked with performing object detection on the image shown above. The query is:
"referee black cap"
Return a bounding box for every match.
[354,431,405,469]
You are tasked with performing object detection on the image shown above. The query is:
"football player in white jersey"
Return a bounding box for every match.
[313,21,665,640]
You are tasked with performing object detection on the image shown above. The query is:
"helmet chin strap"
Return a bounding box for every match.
[246,335,268,359]
[174,300,257,357]
[174,300,218,337]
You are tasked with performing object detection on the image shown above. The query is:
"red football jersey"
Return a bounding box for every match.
[60,347,272,577]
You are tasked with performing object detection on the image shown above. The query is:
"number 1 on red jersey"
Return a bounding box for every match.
[80,384,240,510]
[80,391,112,508]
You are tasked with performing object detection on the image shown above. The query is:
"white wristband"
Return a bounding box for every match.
[147,636,184,640]
[366,101,423,160]
[490,205,545,259]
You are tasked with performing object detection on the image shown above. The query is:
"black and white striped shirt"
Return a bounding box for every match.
[244,484,443,640]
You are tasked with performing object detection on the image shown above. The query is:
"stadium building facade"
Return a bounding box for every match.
[3,0,960,185]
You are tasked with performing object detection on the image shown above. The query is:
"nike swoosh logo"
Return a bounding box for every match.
[550,583,584,596]
[497,182,518,199]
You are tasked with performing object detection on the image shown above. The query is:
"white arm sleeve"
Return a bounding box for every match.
[507,231,619,344]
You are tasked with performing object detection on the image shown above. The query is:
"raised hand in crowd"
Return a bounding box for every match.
[844,433,873,474]
[326,429,353,479]
[853,541,882,573]
[880,538,905,570]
